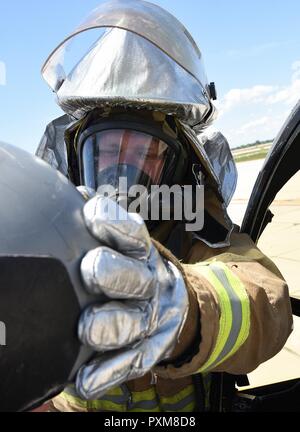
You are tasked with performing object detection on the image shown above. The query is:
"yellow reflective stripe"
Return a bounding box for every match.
[105,386,126,397]
[197,261,250,372]
[60,391,126,412]
[60,392,88,409]
[58,384,199,413]
[87,399,126,412]
[212,262,250,366]
[131,387,157,403]
[198,264,233,372]
[159,385,195,412]
[159,384,194,405]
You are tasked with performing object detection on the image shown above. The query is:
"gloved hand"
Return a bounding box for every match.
[75,193,189,401]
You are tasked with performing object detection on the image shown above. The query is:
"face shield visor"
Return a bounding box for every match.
[41,0,216,131]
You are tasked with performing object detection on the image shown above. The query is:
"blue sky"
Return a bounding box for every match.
[1,0,300,152]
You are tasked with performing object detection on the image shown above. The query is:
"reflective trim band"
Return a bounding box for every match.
[61,384,196,412]
[63,385,127,405]
[59,392,88,409]
[130,387,157,403]
[212,262,250,366]
[61,391,126,412]
[128,387,160,411]
[198,261,250,373]
[159,385,195,412]
[62,386,128,412]
[160,393,195,412]
[87,399,126,412]
[176,401,195,413]
[62,386,160,412]
[128,399,159,410]
[159,384,194,405]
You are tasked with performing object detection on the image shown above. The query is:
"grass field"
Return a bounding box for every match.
[232,142,272,163]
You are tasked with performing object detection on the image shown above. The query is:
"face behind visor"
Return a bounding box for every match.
[81,129,169,192]
[75,113,189,209]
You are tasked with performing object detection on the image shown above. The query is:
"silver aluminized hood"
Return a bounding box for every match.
[39,0,237,247]
[36,115,237,248]
[41,0,216,132]
[197,129,238,208]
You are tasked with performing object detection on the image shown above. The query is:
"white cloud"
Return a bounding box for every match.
[266,62,300,106]
[0,61,6,86]
[221,85,275,114]
[214,60,300,147]
[266,80,300,106]
[220,60,300,114]
[232,114,286,143]
[235,116,269,135]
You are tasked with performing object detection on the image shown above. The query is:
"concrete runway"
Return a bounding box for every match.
[228,160,300,389]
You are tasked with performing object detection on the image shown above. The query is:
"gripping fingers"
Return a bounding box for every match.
[81,246,155,299]
[76,347,146,401]
[78,301,151,351]
[76,331,170,401]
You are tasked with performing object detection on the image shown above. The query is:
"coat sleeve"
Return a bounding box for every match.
[153,233,293,379]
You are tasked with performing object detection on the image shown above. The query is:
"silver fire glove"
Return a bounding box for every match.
[75,194,189,401]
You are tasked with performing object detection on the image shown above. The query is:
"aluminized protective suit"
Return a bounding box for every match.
[37,0,293,412]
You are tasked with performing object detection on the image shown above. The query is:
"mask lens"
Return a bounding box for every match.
[81,129,170,191]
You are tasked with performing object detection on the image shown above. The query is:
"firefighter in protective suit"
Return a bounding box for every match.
[37,0,293,412]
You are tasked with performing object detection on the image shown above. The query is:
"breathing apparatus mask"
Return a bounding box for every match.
[67,111,190,221]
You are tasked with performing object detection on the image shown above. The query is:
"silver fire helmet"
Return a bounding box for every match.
[41,0,216,132]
